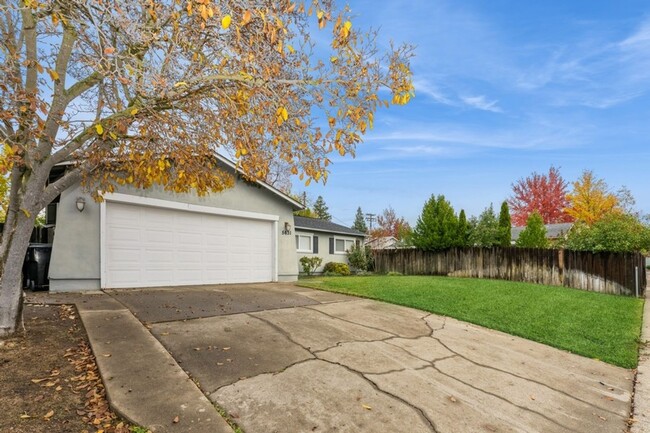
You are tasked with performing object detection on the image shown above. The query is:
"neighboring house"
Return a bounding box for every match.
[294,216,365,274]
[511,222,574,244]
[365,236,399,250]
[47,156,304,292]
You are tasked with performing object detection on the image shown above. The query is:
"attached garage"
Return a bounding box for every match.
[102,196,277,289]
[48,159,302,292]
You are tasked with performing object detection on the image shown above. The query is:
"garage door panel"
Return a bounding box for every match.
[144,269,174,283]
[107,247,141,263]
[143,250,175,264]
[176,233,203,246]
[105,202,274,288]
[110,227,142,242]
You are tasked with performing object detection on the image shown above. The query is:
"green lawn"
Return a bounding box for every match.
[298,275,644,369]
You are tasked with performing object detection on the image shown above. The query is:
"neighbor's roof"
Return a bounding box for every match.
[511,222,574,241]
[294,216,366,237]
[365,236,398,249]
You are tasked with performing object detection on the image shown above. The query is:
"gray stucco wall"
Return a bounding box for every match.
[294,229,363,274]
[49,177,299,292]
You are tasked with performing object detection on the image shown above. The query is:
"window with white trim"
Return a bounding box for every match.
[296,235,312,252]
[334,238,355,254]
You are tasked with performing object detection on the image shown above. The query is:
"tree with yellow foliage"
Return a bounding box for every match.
[565,171,619,225]
[0,0,414,336]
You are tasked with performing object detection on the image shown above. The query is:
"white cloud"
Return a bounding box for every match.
[412,78,454,105]
[460,95,503,113]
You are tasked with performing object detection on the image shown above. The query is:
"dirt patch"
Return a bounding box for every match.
[0,303,138,433]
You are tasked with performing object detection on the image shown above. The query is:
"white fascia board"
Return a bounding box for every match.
[103,192,279,222]
[214,154,304,210]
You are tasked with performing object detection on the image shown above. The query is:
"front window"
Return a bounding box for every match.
[335,238,355,253]
[296,235,312,252]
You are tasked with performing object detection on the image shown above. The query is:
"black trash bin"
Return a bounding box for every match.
[23,243,52,291]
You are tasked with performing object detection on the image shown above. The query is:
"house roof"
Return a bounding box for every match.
[294,216,366,237]
[511,222,574,241]
[213,154,304,210]
[54,154,305,211]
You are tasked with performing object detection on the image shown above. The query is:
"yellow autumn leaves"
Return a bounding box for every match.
[221,14,231,29]
[276,106,289,126]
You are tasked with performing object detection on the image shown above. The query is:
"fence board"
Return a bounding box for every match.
[372,247,647,296]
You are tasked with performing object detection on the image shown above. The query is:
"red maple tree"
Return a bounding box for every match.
[508,166,573,226]
[369,207,411,240]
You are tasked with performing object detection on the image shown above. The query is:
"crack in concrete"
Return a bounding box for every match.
[250,306,622,428]
[428,332,626,419]
[382,336,585,432]
[317,358,440,433]
[424,314,447,336]
[301,304,410,338]
[428,364,583,433]
[242,313,439,432]
[209,358,316,395]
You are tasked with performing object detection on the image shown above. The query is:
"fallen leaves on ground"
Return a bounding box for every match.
[67,339,134,432]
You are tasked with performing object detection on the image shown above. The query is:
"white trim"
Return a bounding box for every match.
[103,192,279,222]
[273,221,279,282]
[295,233,313,253]
[100,200,107,289]
[334,237,355,254]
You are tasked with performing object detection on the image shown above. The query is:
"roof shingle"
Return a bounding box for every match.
[293,216,365,237]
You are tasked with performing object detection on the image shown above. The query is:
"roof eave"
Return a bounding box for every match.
[294,226,366,237]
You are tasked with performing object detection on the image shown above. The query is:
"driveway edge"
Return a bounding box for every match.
[76,295,232,433]
[632,289,650,433]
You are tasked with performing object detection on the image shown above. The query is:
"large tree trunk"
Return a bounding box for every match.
[0,212,37,337]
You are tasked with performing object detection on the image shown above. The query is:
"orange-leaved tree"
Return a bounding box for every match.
[0,0,414,336]
[369,206,411,241]
[565,170,619,225]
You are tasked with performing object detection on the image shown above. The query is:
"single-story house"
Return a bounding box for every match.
[47,156,304,292]
[294,216,365,273]
[365,236,398,250]
[511,222,574,244]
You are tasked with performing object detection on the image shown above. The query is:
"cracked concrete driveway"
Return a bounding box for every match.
[108,283,633,433]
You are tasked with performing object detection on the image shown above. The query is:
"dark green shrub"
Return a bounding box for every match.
[323,262,351,276]
[347,244,371,271]
[299,256,323,276]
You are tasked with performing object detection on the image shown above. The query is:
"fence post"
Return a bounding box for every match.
[636,266,640,298]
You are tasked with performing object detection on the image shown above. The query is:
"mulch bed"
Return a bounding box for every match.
[0,303,141,433]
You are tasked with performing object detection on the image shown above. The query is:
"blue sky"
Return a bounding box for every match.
[301,0,650,228]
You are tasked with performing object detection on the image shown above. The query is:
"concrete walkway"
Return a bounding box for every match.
[30,283,634,433]
[632,289,650,433]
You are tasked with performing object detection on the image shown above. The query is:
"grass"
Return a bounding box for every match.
[298,275,644,369]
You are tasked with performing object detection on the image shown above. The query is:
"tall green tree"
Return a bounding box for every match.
[516,211,548,248]
[565,214,650,253]
[470,204,500,247]
[352,207,368,233]
[497,201,512,246]
[412,195,459,251]
[313,196,331,221]
[457,209,471,247]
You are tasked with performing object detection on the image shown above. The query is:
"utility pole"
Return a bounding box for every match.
[365,213,376,230]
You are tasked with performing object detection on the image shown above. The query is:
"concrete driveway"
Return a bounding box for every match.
[95,282,634,433]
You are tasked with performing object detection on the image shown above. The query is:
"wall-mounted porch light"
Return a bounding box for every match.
[76,197,86,212]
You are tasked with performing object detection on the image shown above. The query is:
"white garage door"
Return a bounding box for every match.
[103,202,274,288]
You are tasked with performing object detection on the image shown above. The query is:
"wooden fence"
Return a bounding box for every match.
[372,247,647,296]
